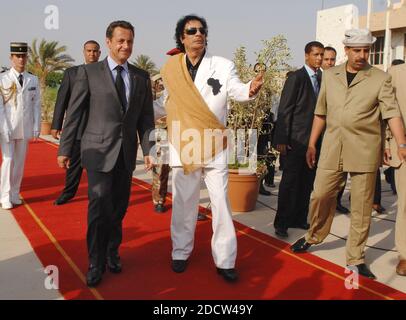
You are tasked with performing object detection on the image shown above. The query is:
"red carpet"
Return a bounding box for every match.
[10,139,406,300]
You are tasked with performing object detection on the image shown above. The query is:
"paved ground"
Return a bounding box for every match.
[0,136,405,299]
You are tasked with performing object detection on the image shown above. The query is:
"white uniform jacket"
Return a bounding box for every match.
[154,52,254,167]
[0,68,41,141]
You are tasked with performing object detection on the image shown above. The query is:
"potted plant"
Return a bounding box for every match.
[40,86,58,135]
[227,35,291,212]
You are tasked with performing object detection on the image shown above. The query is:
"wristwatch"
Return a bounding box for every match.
[399,144,406,148]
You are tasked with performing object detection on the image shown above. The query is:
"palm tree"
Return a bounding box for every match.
[27,39,74,122]
[27,38,74,95]
[132,54,158,75]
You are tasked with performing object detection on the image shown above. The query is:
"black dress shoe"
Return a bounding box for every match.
[289,223,310,230]
[291,237,312,253]
[107,255,122,274]
[197,213,208,221]
[373,204,386,214]
[349,263,376,280]
[336,203,350,214]
[275,227,288,238]
[217,268,238,282]
[53,194,73,206]
[171,259,188,273]
[264,182,276,188]
[86,265,103,287]
[259,184,271,196]
[154,203,166,213]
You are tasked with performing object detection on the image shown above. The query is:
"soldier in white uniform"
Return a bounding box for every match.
[0,42,41,209]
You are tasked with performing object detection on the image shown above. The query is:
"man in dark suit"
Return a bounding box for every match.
[51,40,101,205]
[57,21,155,287]
[273,41,324,238]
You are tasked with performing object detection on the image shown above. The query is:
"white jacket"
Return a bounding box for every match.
[154,52,254,167]
[0,68,41,141]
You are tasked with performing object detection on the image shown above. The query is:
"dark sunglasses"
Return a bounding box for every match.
[184,27,207,36]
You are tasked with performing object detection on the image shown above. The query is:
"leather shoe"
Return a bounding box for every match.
[264,182,276,188]
[336,203,350,214]
[259,184,271,196]
[54,194,73,206]
[172,259,188,273]
[197,213,208,221]
[275,227,288,238]
[217,268,238,282]
[154,203,166,213]
[289,223,310,230]
[349,263,376,280]
[107,255,122,273]
[372,204,386,214]
[291,237,312,253]
[396,260,406,276]
[86,265,104,287]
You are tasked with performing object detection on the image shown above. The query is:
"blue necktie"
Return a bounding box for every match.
[312,74,319,96]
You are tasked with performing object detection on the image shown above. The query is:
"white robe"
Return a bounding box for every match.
[156,53,255,268]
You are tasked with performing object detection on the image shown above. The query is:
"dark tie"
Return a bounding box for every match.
[312,74,319,96]
[114,65,127,113]
[18,74,23,87]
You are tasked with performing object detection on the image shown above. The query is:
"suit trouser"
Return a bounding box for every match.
[336,174,348,203]
[0,139,28,203]
[337,169,381,205]
[305,159,376,265]
[395,161,406,260]
[274,148,316,229]
[86,149,133,266]
[171,165,237,269]
[61,139,83,198]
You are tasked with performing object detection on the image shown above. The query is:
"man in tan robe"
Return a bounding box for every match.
[291,29,406,280]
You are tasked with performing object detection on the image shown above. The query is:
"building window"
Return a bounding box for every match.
[404,33,406,61]
[370,36,384,65]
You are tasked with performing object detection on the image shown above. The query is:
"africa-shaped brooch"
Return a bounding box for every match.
[207,78,222,96]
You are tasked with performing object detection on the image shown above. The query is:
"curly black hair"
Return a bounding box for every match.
[174,14,208,52]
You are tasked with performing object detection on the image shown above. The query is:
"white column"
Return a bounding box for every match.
[383,0,392,71]
[367,0,373,29]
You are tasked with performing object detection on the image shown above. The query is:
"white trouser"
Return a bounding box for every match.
[0,139,28,203]
[171,165,237,269]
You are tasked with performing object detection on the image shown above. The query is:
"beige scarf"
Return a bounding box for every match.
[161,53,227,174]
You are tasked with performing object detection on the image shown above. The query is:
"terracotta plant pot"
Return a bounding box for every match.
[227,169,260,212]
[40,121,52,135]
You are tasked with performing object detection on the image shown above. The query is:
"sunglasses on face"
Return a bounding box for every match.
[184,27,207,36]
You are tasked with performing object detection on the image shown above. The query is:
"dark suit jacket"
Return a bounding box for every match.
[58,58,155,172]
[51,66,88,140]
[273,66,320,152]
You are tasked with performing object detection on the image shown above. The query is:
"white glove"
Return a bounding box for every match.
[33,131,40,138]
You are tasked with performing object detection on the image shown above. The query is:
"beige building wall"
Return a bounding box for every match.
[317,1,406,69]
[316,5,359,64]
[359,0,406,67]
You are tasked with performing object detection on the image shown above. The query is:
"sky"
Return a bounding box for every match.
[0,0,390,69]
